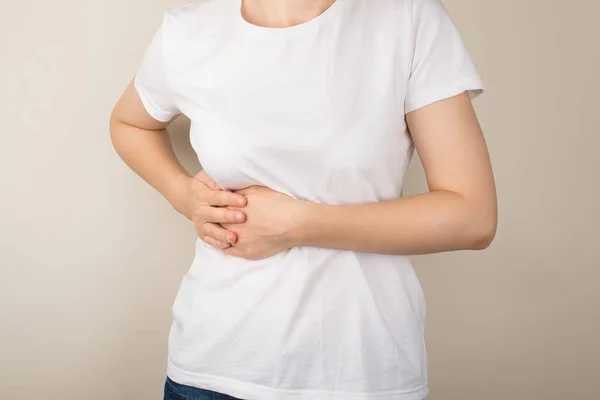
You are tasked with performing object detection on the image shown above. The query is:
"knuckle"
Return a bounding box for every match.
[212,209,225,223]
[244,247,256,260]
[196,189,210,205]
[216,191,227,205]
[209,212,220,223]
[193,207,208,221]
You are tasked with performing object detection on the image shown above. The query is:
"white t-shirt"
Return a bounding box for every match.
[135,0,483,399]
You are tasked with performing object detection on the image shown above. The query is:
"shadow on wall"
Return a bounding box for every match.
[169,117,202,174]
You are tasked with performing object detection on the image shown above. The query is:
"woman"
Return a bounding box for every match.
[110,0,497,399]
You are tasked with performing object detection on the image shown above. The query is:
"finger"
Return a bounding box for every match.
[207,207,246,224]
[233,186,256,196]
[194,170,221,191]
[206,189,247,208]
[201,235,231,249]
[223,246,244,258]
[204,222,237,244]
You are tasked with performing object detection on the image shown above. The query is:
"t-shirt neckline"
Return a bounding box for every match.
[235,0,344,37]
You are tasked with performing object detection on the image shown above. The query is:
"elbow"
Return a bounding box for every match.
[468,214,497,251]
[109,110,118,138]
[109,109,121,136]
[109,110,126,147]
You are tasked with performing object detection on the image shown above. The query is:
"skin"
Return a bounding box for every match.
[241,0,337,28]
[110,0,497,261]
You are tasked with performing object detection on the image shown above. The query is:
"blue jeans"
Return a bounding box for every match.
[163,377,244,400]
[164,377,427,399]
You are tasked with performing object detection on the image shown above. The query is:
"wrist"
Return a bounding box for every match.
[286,200,321,248]
[164,173,194,218]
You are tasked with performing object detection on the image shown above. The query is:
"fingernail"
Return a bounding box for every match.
[235,214,244,222]
[227,234,235,243]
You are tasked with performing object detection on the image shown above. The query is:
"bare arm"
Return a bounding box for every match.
[110,79,191,212]
[291,92,497,254]
[110,79,247,248]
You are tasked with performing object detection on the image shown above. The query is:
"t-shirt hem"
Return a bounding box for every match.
[404,75,485,114]
[167,359,429,400]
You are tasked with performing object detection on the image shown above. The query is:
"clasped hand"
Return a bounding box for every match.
[185,170,302,260]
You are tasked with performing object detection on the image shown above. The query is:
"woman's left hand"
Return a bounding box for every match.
[221,186,304,260]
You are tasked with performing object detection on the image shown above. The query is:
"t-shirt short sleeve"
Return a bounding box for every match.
[404,0,484,114]
[134,26,180,122]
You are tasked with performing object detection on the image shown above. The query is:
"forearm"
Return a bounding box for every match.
[294,190,496,255]
[109,119,191,216]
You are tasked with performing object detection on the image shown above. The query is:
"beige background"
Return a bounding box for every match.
[1,0,598,399]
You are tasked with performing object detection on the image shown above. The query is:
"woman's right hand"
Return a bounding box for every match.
[174,170,248,249]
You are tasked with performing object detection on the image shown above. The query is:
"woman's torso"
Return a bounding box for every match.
[162,1,428,399]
